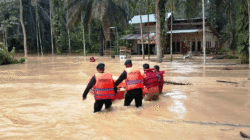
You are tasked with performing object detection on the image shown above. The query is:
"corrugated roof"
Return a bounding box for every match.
[166,29,202,34]
[129,13,171,24]
[119,33,156,40]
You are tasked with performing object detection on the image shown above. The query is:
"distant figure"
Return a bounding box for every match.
[82,63,117,113]
[154,65,165,94]
[142,64,159,101]
[115,60,144,108]
[90,57,95,62]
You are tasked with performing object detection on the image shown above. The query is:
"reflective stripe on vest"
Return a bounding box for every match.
[126,79,143,85]
[95,88,114,92]
[125,67,144,91]
[94,73,115,100]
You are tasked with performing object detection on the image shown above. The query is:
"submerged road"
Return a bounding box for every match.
[0,56,249,140]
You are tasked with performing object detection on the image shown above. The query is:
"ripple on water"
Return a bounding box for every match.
[165,89,187,119]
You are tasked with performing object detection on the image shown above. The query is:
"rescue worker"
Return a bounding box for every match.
[143,63,160,101]
[82,63,117,113]
[115,60,144,107]
[154,65,165,94]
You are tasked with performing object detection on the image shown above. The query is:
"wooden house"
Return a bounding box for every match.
[120,14,220,55]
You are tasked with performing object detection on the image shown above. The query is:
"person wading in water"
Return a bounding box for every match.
[82,63,117,113]
[115,60,144,108]
[154,65,165,94]
[142,63,160,101]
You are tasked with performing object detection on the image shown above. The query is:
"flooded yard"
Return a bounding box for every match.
[0,55,250,140]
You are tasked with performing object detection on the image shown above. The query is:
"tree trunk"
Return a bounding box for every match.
[88,22,91,43]
[3,29,5,48]
[99,27,104,56]
[36,0,39,56]
[38,21,43,56]
[155,0,162,63]
[148,0,150,59]
[139,6,145,59]
[68,28,71,54]
[202,0,206,64]
[20,0,27,57]
[170,0,173,61]
[81,13,86,56]
[50,0,54,55]
[248,0,250,80]
[5,28,8,50]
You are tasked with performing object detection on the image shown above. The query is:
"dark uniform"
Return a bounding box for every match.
[82,63,117,113]
[115,60,143,107]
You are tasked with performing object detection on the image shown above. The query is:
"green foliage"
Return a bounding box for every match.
[19,58,26,64]
[224,54,239,59]
[218,47,230,54]
[0,46,25,65]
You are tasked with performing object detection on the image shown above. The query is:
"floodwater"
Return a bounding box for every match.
[0,55,250,140]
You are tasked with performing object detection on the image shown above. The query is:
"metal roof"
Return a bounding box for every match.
[129,13,171,24]
[119,33,156,40]
[166,29,202,34]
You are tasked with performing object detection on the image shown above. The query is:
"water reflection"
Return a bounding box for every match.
[164,88,187,119]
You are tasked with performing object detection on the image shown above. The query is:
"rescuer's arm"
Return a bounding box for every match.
[114,82,117,95]
[114,70,127,87]
[82,76,96,99]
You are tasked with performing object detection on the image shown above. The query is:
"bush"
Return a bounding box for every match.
[19,58,25,64]
[0,46,25,65]
[218,47,230,54]
[224,54,239,59]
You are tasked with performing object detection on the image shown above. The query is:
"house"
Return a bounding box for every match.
[120,13,220,55]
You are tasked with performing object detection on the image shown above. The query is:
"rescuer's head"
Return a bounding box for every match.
[124,60,132,68]
[143,63,149,70]
[96,63,105,73]
[154,65,160,72]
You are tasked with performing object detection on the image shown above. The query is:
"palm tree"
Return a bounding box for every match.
[155,0,162,63]
[19,0,27,57]
[139,5,145,59]
[65,0,134,56]
[248,0,250,80]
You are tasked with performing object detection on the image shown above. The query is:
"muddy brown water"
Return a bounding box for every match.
[0,55,250,140]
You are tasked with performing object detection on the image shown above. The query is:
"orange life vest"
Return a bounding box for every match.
[125,67,144,91]
[94,73,115,100]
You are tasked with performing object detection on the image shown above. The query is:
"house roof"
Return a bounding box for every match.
[129,13,171,24]
[166,29,202,34]
[119,33,156,40]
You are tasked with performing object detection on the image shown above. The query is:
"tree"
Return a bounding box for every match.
[139,5,145,59]
[248,0,250,79]
[65,0,134,56]
[50,0,54,55]
[202,0,206,64]
[155,0,162,63]
[20,0,27,57]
